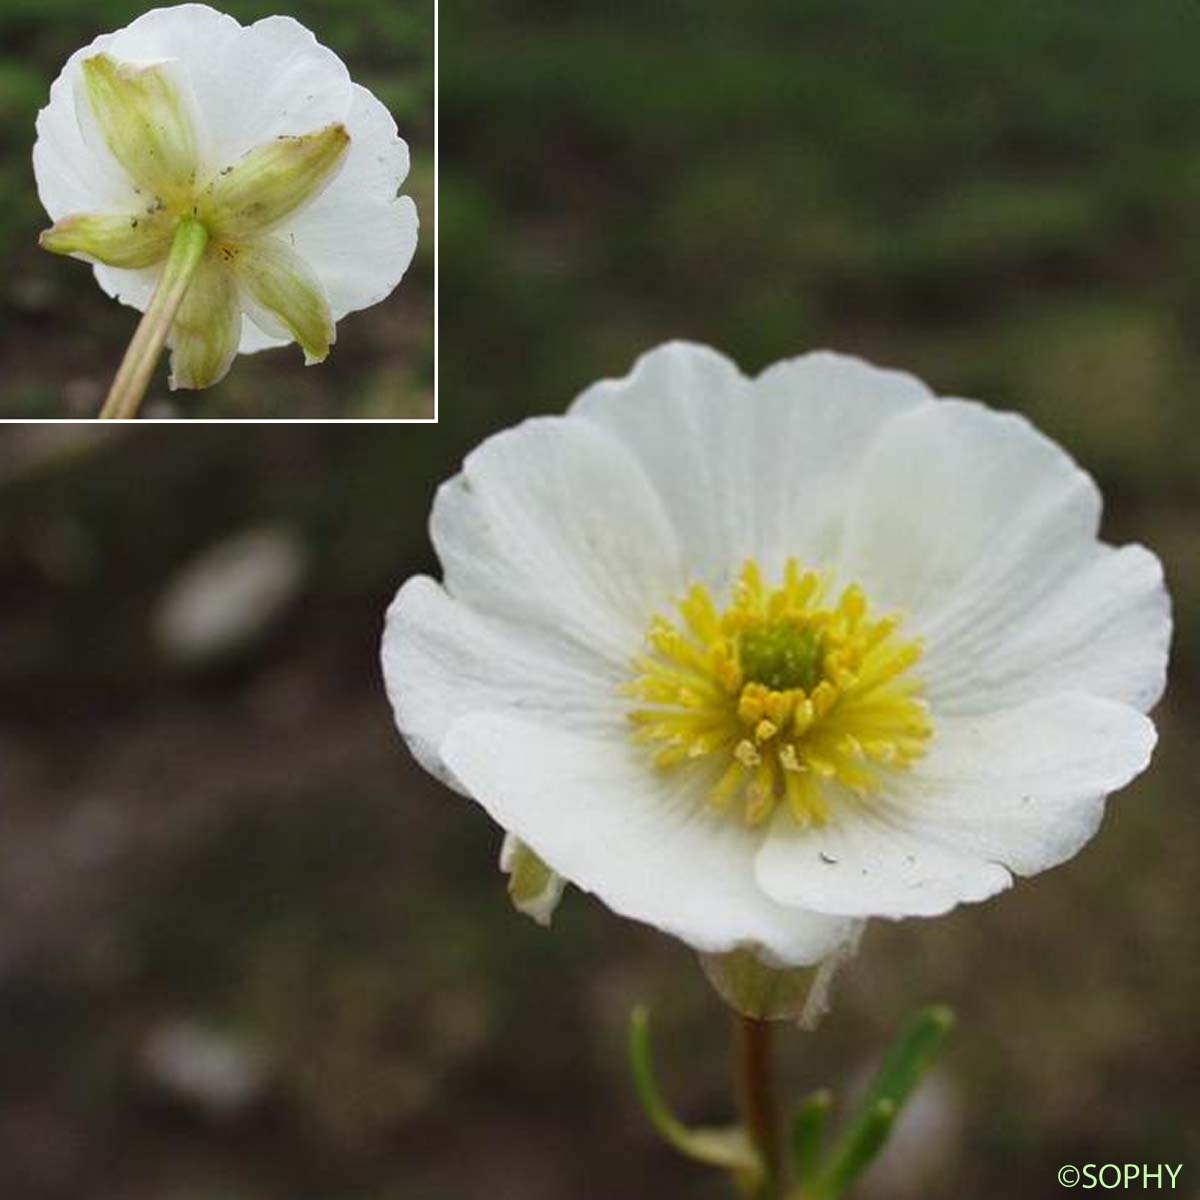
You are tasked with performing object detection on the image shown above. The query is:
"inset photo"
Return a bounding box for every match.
[6,2,432,419]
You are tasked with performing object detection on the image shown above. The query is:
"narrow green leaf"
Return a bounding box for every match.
[858,1004,955,1116]
[812,1005,954,1197]
[628,1006,764,1186]
[816,1099,896,1198]
[789,1089,832,1185]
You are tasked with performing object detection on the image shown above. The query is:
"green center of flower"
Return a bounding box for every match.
[738,622,824,692]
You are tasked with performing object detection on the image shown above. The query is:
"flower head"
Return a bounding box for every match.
[34,4,418,389]
[381,343,1170,970]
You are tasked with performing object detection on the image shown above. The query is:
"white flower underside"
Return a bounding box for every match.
[382,346,1170,968]
[33,3,418,387]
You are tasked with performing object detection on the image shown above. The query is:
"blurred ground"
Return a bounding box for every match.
[0,0,433,419]
[2,0,1200,1198]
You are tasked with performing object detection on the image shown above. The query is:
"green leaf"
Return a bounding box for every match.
[812,1098,896,1199]
[855,1004,955,1117]
[812,1005,954,1198]
[628,1006,764,1189]
[789,1089,832,1185]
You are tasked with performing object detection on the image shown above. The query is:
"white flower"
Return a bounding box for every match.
[33,4,418,388]
[381,342,1170,969]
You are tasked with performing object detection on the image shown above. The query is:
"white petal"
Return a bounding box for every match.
[430,415,684,672]
[923,542,1169,716]
[382,575,629,787]
[838,399,1099,614]
[275,84,418,320]
[747,352,934,571]
[836,399,1170,714]
[441,712,858,964]
[236,315,290,355]
[570,343,931,586]
[92,261,160,313]
[755,694,1156,919]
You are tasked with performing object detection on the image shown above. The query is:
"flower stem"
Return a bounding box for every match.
[98,217,208,420]
[735,1014,783,1196]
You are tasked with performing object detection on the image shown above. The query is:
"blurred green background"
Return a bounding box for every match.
[4,0,1200,1198]
[0,0,432,418]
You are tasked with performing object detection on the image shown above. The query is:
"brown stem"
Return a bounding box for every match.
[735,1013,783,1195]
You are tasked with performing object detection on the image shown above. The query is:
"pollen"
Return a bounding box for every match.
[625,559,931,827]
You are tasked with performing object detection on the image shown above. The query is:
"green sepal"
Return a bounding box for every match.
[226,235,335,365]
[39,210,175,268]
[80,53,199,202]
[499,834,564,926]
[202,123,350,241]
[167,241,241,390]
[700,947,824,1024]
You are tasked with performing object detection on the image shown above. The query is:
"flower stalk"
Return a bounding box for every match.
[735,1015,783,1197]
[99,218,209,419]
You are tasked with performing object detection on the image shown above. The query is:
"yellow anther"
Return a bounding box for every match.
[764,690,792,725]
[734,739,761,768]
[779,743,802,772]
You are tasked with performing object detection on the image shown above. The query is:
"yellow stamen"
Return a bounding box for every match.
[626,558,931,827]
